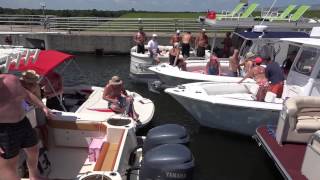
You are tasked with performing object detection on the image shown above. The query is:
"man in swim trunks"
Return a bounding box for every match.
[181,31,193,58]
[265,57,285,98]
[0,73,54,180]
[103,76,139,120]
[195,29,209,57]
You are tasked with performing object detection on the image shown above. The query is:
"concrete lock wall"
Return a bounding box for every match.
[0,33,222,54]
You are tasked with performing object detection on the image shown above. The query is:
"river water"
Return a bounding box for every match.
[62,54,283,180]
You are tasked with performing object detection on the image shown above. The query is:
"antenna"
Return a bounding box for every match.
[260,0,278,25]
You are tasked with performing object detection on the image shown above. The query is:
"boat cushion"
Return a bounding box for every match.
[298,107,320,116]
[296,116,320,131]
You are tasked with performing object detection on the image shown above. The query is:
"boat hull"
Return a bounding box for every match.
[169,93,280,135]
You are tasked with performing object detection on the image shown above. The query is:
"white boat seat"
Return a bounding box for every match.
[302,130,320,180]
[276,96,320,144]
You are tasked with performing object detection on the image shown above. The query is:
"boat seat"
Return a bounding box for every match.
[302,130,320,180]
[276,96,320,144]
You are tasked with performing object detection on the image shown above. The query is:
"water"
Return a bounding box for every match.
[62,54,283,180]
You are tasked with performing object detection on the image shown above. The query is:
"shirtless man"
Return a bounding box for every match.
[195,29,209,57]
[239,57,268,101]
[134,27,146,54]
[0,74,54,180]
[103,76,138,120]
[170,30,182,46]
[181,31,193,58]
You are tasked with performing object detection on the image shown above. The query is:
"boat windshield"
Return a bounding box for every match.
[293,47,320,76]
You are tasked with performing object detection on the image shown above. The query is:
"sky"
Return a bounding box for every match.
[1,0,320,11]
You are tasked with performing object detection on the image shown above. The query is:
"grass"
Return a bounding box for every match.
[120,10,320,19]
[119,12,205,18]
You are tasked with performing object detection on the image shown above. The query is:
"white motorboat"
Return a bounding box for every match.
[130,45,209,83]
[149,29,309,88]
[22,114,194,179]
[7,50,155,127]
[165,36,320,135]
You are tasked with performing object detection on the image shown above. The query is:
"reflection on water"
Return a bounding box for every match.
[61,54,282,180]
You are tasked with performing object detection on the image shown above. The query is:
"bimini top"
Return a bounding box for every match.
[281,38,320,48]
[9,50,74,76]
[235,31,309,40]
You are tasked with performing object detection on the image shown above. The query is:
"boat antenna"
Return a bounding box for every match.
[259,0,278,25]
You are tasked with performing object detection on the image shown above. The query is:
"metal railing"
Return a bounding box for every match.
[0,15,233,33]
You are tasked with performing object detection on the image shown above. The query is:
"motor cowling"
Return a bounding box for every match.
[139,144,194,180]
[143,124,189,153]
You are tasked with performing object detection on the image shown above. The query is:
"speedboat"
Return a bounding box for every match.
[21,116,194,179]
[6,49,155,127]
[130,45,209,84]
[254,96,320,180]
[165,36,320,135]
[149,27,309,88]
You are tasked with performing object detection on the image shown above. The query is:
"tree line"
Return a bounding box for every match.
[0,7,129,17]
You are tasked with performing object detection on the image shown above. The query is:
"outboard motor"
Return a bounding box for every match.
[139,144,194,180]
[143,124,189,153]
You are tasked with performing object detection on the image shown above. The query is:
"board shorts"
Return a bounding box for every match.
[0,117,38,159]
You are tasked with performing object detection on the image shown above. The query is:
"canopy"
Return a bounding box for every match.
[9,50,74,76]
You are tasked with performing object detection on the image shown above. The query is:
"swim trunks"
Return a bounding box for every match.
[0,117,38,159]
[181,43,190,57]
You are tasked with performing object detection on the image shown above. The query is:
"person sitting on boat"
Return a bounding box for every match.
[134,27,146,54]
[0,73,54,180]
[206,55,220,75]
[195,29,209,57]
[20,70,49,149]
[147,34,160,64]
[175,57,187,71]
[239,57,269,101]
[181,31,193,58]
[169,42,181,65]
[40,70,64,111]
[103,76,139,120]
[228,48,239,77]
[222,32,233,58]
[170,30,182,47]
[265,57,285,98]
[239,52,255,76]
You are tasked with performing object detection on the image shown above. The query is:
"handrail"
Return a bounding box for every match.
[0,15,234,33]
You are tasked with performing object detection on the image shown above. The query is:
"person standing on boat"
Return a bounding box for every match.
[103,76,139,120]
[228,48,240,77]
[147,34,160,64]
[134,27,146,54]
[0,73,54,180]
[222,32,233,58]
[265,57,285,98]
[239,52,255,76]
[169,42,181,66]
[239,57,269,101]
[206,55,220,75]
[40,71,64,111]
[195,29,209,57]
[181,31,193,58]
[170,30,182,47]
[20,70,49,149]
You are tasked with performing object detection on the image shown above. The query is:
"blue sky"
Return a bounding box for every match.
[1,0,320,11]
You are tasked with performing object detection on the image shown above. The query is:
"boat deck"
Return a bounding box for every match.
[256,126,307,180]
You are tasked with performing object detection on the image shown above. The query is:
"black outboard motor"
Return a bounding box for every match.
[143,124,189,153]
[139,144,194,180]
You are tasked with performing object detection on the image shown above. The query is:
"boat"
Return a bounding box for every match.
[21,116,194,179]
[165,35,320,135]
[149,27,309,88]
[130,45,210,84]
[6,49,155,127]
[254,96,320,180]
